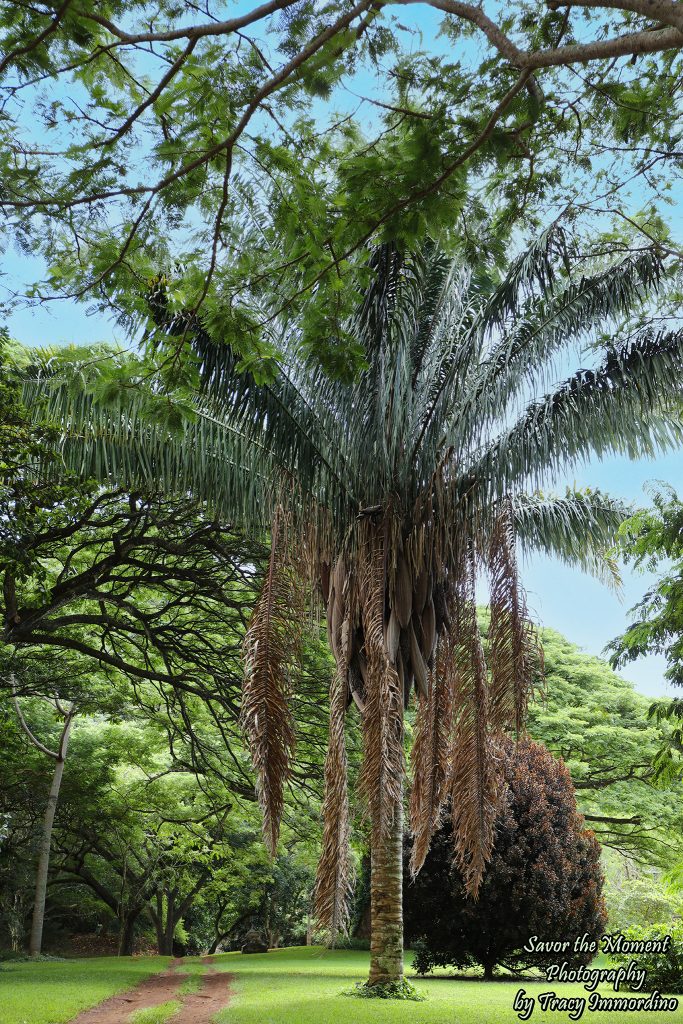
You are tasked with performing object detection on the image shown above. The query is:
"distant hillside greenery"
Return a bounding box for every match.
[526,626,683,868]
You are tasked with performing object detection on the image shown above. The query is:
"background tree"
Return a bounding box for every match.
[11,686,76,958]
[0,336,337,955]
[46,714,322,956]
[608,485,683,779]
[2,2,683,378]
[0,622,334,955]
[526,624,683,864]
[603,869,683,932]
[1,481,266,778]
[404,737,607,979]
[21,231,683,987]
[0,709,46,952]
[1,354,332,795]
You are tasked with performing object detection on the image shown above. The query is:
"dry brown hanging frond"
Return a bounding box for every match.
[409,618,430,699]
[449,553,500,896]
[488,497,543,736]
[313,667,354,939]
[357,522,404,843]
[394,552,413,628]
[409,629,458,876]
[242,514,303,856]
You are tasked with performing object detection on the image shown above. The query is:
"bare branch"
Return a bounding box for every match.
[74,0,300,46]
[11,674,59,760]
[583,812,643,824]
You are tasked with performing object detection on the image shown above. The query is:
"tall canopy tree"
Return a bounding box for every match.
[0,337,337,955]
[11,688,76,958]
[20,230,683,986]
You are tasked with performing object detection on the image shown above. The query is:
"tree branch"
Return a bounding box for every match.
[74,0,300,46]
[0,0,75,76]
[583,813,643,824]
[10,675,59,760]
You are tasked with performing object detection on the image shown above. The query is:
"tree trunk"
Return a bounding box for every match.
[118,913,138,956]
[353,853,371,939]
[28,716,73,958]
[152,890,178,955]
[483,961,495,980]
[208,910,251,954]
[10,891,25,952]
[153,892,167,953]
[164,891,175,955]
[368,778,404,986]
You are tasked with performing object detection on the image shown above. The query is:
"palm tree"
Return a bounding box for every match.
[23,228,683,986]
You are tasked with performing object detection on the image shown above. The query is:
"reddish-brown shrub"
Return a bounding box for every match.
[405,737,607,977]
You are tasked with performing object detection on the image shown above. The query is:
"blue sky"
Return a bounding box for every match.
[3,2,681,700]
[523,452,683,699]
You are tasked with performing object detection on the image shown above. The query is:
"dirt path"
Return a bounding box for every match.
[69,959,189,1024]
[171,956,234,1023]
[68,955,234,1024]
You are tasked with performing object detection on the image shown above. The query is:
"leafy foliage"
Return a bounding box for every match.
[609,486,683,708]
[2,3,683,377]
[526,625,683,865]
[610,923,683,993]
[344,978,424,1001]
[604,872,683,932]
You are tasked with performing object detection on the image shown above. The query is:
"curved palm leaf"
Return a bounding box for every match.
[514,490,628,585]
[472,327,683,498]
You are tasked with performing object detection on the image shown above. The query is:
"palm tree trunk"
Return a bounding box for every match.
[28,715,73,958]
[368,776,403,985]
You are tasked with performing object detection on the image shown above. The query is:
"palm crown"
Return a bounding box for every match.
[23,226,683,984]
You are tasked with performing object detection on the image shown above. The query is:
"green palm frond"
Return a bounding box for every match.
[479,221,570,328]
[21,357,357,536]
[513,490,629,585]
[472,328,683,499]
[463,246,667,438]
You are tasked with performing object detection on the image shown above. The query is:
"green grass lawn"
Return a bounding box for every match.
[210,946,683,1024]
[1,946,681,1024]
[0,956,171,1024]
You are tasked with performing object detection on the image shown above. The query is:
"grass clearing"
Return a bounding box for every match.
[209,946,683,1024]
[174,956,207,995]
[0,955,170,1024]
[130,1000,182,1024]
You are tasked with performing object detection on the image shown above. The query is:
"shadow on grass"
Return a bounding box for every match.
[410,974,542,983]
